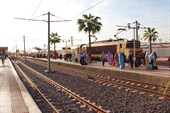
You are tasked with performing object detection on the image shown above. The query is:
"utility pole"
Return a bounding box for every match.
[127,21,140,66]
[70,36,73,46]
[23,36,26,62]
[14,12,71,72]
[135,20,140,41]
[62,39,68,53]
[47,12,51,72]
[66,41,68,53]
[15,44,17,57]
[133,28,136,64]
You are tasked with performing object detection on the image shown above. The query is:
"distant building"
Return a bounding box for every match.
[141,43,170,58]
[0,47,8,55]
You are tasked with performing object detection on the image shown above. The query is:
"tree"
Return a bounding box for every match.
[143,27,158,53]
[16,49,20,54]
[77,14,102,48]
[50,32,61,52]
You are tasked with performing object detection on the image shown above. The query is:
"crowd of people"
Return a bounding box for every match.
[100,51,158,70]
[30,49,161,70]
[63,51,91,65]
[51,50,160,70]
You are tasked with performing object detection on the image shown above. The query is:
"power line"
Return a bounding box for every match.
[71,0,106,19]
[50,14,66,20]
[32,14,46,19]
[15,12,72,72]
[31,0,44,18]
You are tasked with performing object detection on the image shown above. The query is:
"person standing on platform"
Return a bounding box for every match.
[128,52,134,69]
[59,53,62,60]
[114,52,119,67]
[111,53,115,65]
[88,53,92,63]
[122,52,127,64]
[149,52,158,70]
[71,52,76,63]
[107,51,112,65]
[119,52,125,69]
[1,53,6,66]
[145,52,150,69]
[100,51,106,66]
[149,52,156,66]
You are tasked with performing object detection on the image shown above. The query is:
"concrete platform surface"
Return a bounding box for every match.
[0,58,41,113]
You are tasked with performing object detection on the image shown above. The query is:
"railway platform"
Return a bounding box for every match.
[49,58,170,75]
[48,58,170,86]
[0,58,41,113]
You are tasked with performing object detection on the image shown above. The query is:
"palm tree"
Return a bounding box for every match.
[143,27,158,53]
[50,32,61,52]
[77,14,102,47]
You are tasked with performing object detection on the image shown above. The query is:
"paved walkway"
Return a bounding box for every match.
[0,58,41,113]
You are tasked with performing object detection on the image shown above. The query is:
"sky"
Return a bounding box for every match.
[0,0,169,52]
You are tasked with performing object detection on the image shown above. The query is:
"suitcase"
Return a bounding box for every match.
[152,65,158,70]
[147,64,152,70]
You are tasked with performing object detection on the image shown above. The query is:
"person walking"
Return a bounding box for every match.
[1,53,6,66]
[100,51,106,66]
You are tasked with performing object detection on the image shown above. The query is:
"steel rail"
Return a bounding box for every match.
[13,61,60,113]
[52,64,170,98]
[19,58,170,98]
[17,60,108,113]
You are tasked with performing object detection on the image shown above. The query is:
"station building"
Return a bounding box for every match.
[141,43,170,58]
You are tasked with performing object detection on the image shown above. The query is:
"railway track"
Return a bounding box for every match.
[26,58,170,99]
[13,60,108,113]
[11,58,170,112]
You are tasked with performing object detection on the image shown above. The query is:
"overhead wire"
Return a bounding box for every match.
[31,0,44,18]
[29,0,169,41]
[32,13,47,19]
[70,0,106,19]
